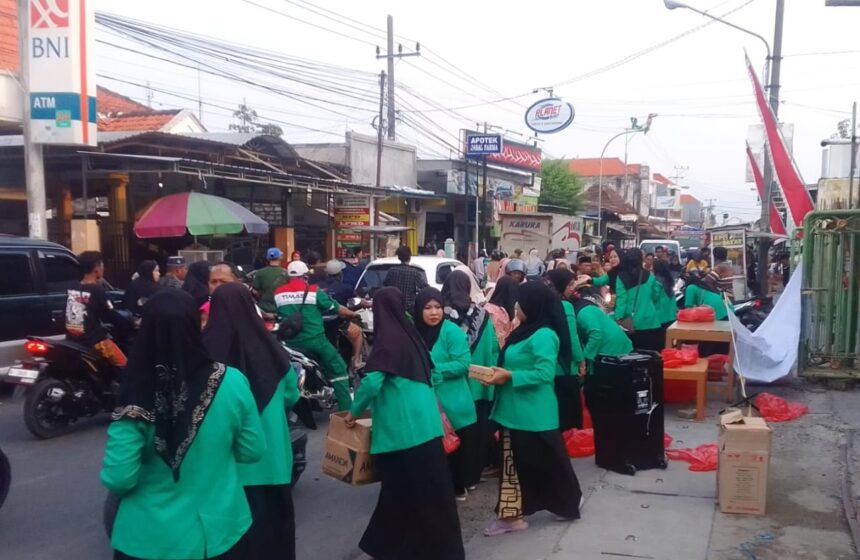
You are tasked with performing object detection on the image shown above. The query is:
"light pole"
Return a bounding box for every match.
[664,0,784,296]
[596,114,657,242]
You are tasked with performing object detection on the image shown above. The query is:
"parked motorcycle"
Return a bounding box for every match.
[733,296,772,332]
[0,446,9,510]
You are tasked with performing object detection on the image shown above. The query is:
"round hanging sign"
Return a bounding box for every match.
[524,97,575,134]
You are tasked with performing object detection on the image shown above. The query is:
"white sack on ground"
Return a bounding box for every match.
[727,264,803,383]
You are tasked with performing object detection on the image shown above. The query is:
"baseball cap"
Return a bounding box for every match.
[325,259,346,275]
[266,247,284,260]
[166,256,186,267]
[287,261,310,277]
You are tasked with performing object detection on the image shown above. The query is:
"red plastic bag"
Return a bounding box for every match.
[664,433,673,448]
[661,347,699,367]
[438,404,460,455]
[706,354,729,381]
[677,305,716,323]
[666,443,718,471]
[755,393,809,422]
[563,428,595,458]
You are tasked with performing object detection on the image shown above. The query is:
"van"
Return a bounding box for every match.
[639,239,682,263]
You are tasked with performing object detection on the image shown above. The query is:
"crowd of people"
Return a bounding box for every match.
[62,240,743,560]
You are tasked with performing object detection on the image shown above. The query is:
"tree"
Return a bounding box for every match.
[229,101,283,137]
[539,160,584,215]
[258,123,283,137]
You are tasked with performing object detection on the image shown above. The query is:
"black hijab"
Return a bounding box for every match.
[489,275,519,319]
[652,259,674,297]
[365,287,433,385]
[413,287,445,350]
[114,289,224,481]
[442,270,473,318]
[546,268,575,300]
[498,281,573,375]
[182,260,210,307]
[202,282,291,411]
[618,248,650,289]
[124,260,159,315]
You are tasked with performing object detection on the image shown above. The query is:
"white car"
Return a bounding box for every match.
[354,256,462,332]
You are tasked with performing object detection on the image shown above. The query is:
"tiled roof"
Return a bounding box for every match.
[680,194,700,204]
[627,163,641,175]
[584,185,637,215]
[569,157,628,177]
[97,86,151,115]
[652,173,674,185]
[0,0,17,71]
[98,110,178,132]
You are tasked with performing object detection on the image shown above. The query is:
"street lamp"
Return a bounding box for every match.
[596,114,657,241]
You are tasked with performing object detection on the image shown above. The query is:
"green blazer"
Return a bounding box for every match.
[615,274,662,331]
[351,371,443,454]
[429,320,478,430]
[560,300,585,374]
[491,327,559,432]
[684,284,732,320]
[101,367,266,560]
[655,285,679,325]
[575,304,634,366]
[469,318,499,402]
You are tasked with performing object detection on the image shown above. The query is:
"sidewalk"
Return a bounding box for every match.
[460,381,860,560]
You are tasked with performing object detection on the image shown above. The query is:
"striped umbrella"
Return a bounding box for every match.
[134,192,269,239]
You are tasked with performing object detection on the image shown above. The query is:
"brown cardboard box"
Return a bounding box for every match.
[469,365,495,383]
[717,410,773,515]
[321,411,378,486]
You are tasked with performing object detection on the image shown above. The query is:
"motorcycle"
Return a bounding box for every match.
[0,446,9,510]
[733,296,772,332]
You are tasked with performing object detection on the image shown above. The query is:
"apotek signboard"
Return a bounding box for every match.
[27,0,96,145]
[464,133,502,156]
[524,97,575,134]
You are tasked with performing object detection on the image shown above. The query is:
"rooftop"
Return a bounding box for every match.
[0,0,16,72]
[652,173,674,185]
[680,194,700,204]
[568,157,642,178]
[96,86,151,115]
[97,110,179,132]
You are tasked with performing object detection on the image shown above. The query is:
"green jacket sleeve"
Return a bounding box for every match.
[650,275,663,304]
[234,380,267,464]
[315,287,339,314]
[350,371,385,417]
[101,419,147,496]
[577,307,604,362]
[563,302,585,364]
[433,322,471,381]
[593,273,609,287]
[284,368,300,411]
[510,329,558,388]
[615,278,630,320]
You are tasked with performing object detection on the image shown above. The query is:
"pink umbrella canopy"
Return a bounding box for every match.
[134,192,269,239]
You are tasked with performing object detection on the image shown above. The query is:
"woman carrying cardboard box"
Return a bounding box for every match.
[345,287,465,560]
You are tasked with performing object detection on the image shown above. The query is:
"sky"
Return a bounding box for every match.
[95,0,860,222]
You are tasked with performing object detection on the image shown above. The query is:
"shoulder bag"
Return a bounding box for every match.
[277,283,310,340]
[618,271,644,333]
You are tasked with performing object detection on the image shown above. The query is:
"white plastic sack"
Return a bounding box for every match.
[727,264,803,383]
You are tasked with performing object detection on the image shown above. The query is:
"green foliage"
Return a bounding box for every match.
[539,160,584,215]
[229,102,283,137]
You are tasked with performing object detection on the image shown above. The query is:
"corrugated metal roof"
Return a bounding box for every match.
[176,132,259,145]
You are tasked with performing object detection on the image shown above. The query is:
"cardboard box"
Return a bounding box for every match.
[717,410,772,515]
[469,365,495,383]
[321,411,378,486]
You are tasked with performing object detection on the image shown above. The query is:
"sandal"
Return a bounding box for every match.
[483,518,528,537]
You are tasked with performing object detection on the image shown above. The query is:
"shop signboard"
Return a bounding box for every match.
[710,228,745,249]
[498,213,553,256]
[654,196,677,210]
[524,97,575,134]
[487,139,542,172]
[465,133,503,157]
[334,195,370,257]
[27,0,97,146]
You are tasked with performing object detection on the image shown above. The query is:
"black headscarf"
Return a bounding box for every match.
[652,259,674,297]
[413,287,445,350]
[124,260,159,315]
[113,289,224,481]
[618,248,650,289]
[202,282,291,411]
[182,260,210,307]
[498,281,572,376]
[546,268,575,300]
[442,270,473,318]
[572,286,607,314]
[365,287,433,385]
[489,275,519,319]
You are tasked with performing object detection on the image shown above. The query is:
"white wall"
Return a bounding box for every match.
[0,74,23,123]
[347,131,417,187]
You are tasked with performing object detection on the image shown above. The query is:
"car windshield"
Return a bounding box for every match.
[641,242,679,260]
[356,264,398,294]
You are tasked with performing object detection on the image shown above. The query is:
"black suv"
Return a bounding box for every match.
[0,237,120,376]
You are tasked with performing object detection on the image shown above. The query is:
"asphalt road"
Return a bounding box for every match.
[0,393,495,560]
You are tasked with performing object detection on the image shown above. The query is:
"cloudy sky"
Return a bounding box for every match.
[97,0,860,222]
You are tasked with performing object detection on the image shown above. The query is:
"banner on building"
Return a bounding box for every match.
[27,0,96,145]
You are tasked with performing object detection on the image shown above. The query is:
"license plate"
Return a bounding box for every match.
[6,367,39,384]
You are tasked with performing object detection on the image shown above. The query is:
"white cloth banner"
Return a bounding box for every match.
[727,264,803,383]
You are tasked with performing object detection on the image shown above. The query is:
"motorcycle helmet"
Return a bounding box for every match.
[287,261,310,277]
[505,259,526,274]
[490,249,503,261]
[325,259,346,275]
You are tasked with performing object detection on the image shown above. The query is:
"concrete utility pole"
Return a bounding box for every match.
[375,16,420,141]
[17,0,47,240]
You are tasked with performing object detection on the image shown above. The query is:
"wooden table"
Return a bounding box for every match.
[663,359,709,421]
[665,320,735,401]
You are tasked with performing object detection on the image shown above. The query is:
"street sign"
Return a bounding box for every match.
[465,133,503,156]
[524,97,575,134]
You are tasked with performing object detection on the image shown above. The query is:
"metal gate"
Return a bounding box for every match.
[801,210,860,378]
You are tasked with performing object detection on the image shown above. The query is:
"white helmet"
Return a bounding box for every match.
[287,261,310,277]
[325,259,345,275]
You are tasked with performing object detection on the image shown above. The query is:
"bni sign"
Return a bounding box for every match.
[465,133,503,157]
[27,0,97,146]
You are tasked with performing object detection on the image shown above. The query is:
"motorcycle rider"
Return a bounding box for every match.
[252,248,288,314]
[274,261,360,410]
[159,255,187,289]
[65,251,129,366]
[316,259,368,371]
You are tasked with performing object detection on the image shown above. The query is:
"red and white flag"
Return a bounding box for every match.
[746,143,787,236]
[745,54,813,232]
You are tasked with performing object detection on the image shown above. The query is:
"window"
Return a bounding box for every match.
[357,264,396,293]
[0,254,36,295]
[41,252,81,293]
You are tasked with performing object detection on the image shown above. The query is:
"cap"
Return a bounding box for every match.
[166,256,186,267]
[266,247,284,260]
[325,259,345,275]
[287,261,310,277]
[505,259,526,274]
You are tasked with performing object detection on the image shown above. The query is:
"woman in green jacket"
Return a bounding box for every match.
[652,259,679,333]
[614,249,664,352]
[482,282,582,536]
[414,287,479,500]
[546,269,587,432]
[573,287,634,369]
[203,282,300,560]
[346,287,464,560]
[102,290,266,560]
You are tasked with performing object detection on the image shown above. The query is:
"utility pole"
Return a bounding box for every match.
[668,165,689,234]
[371,70,386,260]
[757,0,785,296]
[376,16,420,141]
[17,0,47,240]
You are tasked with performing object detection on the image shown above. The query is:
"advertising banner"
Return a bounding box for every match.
[334,194,370,257]
[524,97,575,134]
[465,133,502,156]
[27,0,97,145]
[487,139,542,172]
